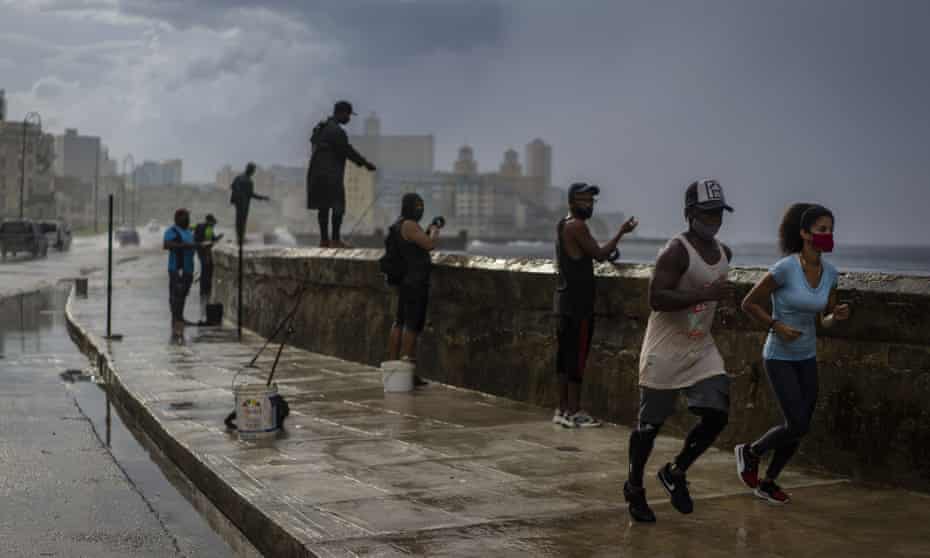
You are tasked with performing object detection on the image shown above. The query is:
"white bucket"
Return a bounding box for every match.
[235,383,279,440]
[381,360,414,393]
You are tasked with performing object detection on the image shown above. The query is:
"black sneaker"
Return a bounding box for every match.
[623,481,656,523]
[413,375,429,387]
[657,463,693,514]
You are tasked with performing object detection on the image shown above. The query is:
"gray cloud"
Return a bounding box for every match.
[3,0,929,245]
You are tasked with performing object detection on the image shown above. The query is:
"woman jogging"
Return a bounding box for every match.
[735,203,850,504]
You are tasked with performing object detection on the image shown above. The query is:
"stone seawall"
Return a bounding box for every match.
[214,246,930,490]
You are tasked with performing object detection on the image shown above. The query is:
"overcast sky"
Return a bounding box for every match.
[2,0,928,244]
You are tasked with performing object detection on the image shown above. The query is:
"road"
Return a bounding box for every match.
[0,238,249,557]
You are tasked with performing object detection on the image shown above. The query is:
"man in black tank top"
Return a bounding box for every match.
[553,183,638,428]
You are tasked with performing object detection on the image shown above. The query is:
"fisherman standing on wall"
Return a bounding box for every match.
[306,100,377,248]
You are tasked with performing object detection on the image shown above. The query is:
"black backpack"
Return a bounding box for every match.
[379,223,406,286]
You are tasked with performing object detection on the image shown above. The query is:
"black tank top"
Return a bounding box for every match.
[555,217,595,317]
[399,219,431,287]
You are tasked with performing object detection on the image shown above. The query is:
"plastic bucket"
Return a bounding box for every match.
[381,360,414,393]
[235,383,280,440]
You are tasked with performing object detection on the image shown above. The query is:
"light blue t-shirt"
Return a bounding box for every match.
[763,255,838,361]
[164,225,195,274]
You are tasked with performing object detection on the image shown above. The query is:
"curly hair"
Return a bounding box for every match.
[778,203,835,255]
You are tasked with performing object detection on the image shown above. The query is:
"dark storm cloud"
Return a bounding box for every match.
[115,0,507,64]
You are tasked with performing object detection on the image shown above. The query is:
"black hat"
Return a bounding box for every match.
[334,100,357,115]
[205,214,217,225]
[685,179,733,212]
[568,182,600,200]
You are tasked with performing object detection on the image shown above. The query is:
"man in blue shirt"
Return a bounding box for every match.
[163,208,198,343]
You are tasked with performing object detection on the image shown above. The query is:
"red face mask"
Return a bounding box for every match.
[812,233,834,253]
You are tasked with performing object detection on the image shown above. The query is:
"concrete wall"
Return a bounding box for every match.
[213,246,930,491]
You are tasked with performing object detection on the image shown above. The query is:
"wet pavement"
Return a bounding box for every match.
[0,288,182,556]
[67,255,930,557]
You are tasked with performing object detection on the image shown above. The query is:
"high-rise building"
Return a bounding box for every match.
[453,145,478,176]
[525,138,552,188]
[0,119,55,219]
[348,113,434,175]
[134,159,183,187]
[499,148,522,178]
[54,129,101,187]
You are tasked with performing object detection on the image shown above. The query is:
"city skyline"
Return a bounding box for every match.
[2,1,929,244]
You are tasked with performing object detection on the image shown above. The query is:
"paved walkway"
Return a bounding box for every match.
[68,256,930,557]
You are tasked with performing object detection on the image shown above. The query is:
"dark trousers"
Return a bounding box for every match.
[169,271,193,323]
[751,358,819,480]
[199,260,214,297]
[235,203,250,242]
[318,208,344,242]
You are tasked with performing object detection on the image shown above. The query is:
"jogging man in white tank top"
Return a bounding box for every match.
[624,179,737,523]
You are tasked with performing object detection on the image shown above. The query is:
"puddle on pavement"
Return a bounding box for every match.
[0,287,255,558]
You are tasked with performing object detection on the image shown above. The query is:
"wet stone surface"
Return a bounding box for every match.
[70,256,930,556]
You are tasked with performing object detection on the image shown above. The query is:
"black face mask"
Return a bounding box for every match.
[571,206,594,220]
[413,207,424,222]
[690,218,720,240]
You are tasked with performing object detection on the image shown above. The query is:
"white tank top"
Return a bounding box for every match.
[639,235,729,389]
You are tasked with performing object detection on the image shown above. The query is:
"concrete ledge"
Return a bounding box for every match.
[213,245,930,491]
[64,286,315,558]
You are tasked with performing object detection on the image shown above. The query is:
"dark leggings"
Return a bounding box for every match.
[318,208,344,242]
[751,358,819,480]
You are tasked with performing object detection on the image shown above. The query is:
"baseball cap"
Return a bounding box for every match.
[685,179,733,212]
[334,100,357,115]
[568,182,601,200]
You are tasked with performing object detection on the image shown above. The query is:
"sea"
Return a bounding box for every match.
[465,238,930,276]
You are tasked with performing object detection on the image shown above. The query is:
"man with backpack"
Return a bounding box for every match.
[383,193,440,386]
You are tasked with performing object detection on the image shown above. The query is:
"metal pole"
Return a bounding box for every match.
[93,142,100,233]
[238,235,243,341]
[107,194,113,338]
[19,120,26,219]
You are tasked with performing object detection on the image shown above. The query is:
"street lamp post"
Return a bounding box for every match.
[122,154,135,227]
[19,112,41,219]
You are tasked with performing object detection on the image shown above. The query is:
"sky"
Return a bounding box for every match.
[1,0,928,245]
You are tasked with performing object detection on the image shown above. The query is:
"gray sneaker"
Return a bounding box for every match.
[569,411,602,428]
[552,409,564,424]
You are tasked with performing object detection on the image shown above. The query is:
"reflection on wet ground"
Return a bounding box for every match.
[0,287,252,557]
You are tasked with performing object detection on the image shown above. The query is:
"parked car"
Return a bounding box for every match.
[39,220,72,251]
[0,220,49,259]
[115,226,140,247]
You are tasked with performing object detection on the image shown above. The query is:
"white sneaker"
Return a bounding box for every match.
[556,412,577,429]
[569,411,602,428]
[552,409,564,424]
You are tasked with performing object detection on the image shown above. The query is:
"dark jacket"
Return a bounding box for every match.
[306,118,372,211]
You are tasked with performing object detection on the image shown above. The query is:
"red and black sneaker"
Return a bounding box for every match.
[735,443,760,489]
[754,480,790,504]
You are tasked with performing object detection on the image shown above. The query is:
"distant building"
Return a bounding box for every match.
[499,148,522,178]
[134,159,183,187]
[349,113,434,175]
[53,128,101,187]
[453,145,478,176]
[0,118,55,219]
[525,138,552,189]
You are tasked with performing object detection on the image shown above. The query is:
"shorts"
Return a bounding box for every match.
[556,315,595,384]
[395,284,429,333]
[638,374,730,425]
